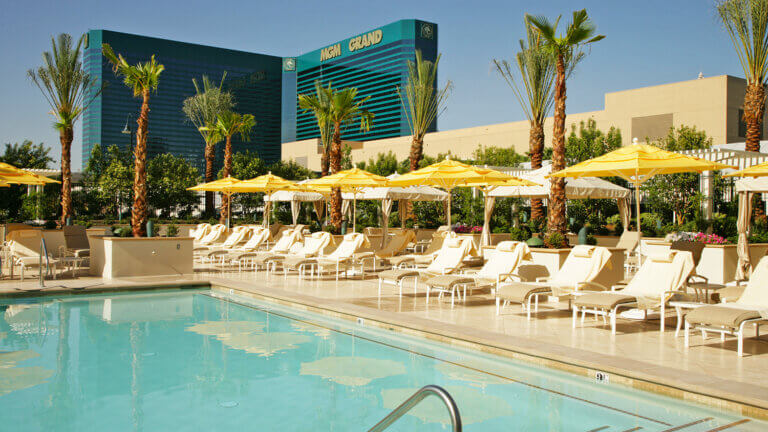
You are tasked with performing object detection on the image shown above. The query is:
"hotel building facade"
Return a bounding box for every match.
[281,74,768,171]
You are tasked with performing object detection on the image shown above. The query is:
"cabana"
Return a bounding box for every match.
[266,182,326,226]
[489,164,632,239]
[342,174,449,244]
[733,177,768,279]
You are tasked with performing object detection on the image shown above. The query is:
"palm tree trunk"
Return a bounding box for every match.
[220,135,233,224]
[409,135,424,171]
[744,83,765,152]
[329,122,342,229]
[745,83,766,218]
[548,55,567,234]
[529,121,545,221]
[321,148,330,177]
[59,127,73,225]
[131,89,150,237]
[204,143,215,217]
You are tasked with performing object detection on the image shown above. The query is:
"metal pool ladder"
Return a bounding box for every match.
[367,385,462,432]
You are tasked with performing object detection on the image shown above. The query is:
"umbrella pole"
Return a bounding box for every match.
[447,187,452,228]
[227,192,231,229]
[635,181,642,258]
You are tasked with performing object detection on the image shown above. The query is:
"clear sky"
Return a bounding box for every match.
[0,0,743,170]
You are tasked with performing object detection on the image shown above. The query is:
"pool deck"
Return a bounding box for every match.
[2,267,767,420]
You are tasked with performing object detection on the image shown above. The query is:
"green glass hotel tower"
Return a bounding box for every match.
[82,20,437,170]
[289,19,438,142]
[82,30,283,172]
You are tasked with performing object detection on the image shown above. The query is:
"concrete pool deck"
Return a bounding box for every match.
[1,267,767,421]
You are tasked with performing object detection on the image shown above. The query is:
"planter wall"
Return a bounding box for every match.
[526,247,625,287]
[89,236,193,279]
[644,241,768,284]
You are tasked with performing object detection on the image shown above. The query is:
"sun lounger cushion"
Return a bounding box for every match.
[571,245,594,258]
[283,256,317,269]
[496,282,551,303]
[425,275,475,289]
[685,305,761,329]
[648,252,674,263]
[379,269,419,281]
[574,293,636,310]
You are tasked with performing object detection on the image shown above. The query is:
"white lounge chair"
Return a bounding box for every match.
[353,229,416,275]
[572,250,694,334]
[685,255,768,356]
[191,223,212,242]
[377,236,476,304]
[195,224,227,247]
[233,228,301,272]
[8,230,61,282]
[424,241,531,305]
[283,233,366,280]
[273,232,332,275]
[496,245,613,319]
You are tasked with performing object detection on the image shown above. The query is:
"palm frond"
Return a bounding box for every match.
[717,0,768,84]
[396,50,452,140]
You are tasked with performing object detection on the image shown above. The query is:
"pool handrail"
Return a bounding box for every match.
[366,384,462,432]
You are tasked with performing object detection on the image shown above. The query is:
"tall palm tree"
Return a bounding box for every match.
[717,0,768,152]
[102,44,164,237]
[397,50,453,171]
[28,33,101,225]
[209,111,256,222]
[528,9,604,234]
[300,83,374,228]
[182,74,234,215]
[493,21,556,221]
[299,81,334,176]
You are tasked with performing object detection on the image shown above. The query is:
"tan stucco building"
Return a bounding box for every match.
[282,75,766,171]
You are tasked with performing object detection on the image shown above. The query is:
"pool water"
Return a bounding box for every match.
[0,289,764,431]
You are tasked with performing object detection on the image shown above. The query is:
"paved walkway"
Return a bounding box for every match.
[1,266,767,418]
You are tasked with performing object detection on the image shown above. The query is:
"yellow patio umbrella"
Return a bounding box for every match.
[723,160,768,178]
[304,168,388,232]
[236,172,300,227]
[548,143,735,242]
[387,158,536,226]
[188,176,246,227]
[0,162,60,185]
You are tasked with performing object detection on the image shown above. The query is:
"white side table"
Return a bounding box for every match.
[669,301,707,337]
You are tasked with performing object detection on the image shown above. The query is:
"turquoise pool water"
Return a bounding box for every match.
[0,289,764,431]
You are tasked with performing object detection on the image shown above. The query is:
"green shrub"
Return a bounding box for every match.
[586,234,597,245]
[543,232,568,249]
[165,223,179,237]
[509,226,531,242]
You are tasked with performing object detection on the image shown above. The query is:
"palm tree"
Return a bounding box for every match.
[300,83,374,228]
[102,44,164,237]
[28,33,101,225]
[209,111,256,222]
[528,9,604,234]
[717,0,768,152]
[299,81,334,176]
[397,50,453,171]
[493,21,556,221]
[182,74,234,215]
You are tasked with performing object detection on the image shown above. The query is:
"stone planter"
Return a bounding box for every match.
[89,236,193,279]
[644,241,768,284]
[526,247,625,287]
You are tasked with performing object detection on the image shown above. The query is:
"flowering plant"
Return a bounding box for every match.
[453,224,482,234]
[665,231,729,244]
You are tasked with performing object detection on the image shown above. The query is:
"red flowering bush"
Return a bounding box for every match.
[693,232,729,245]
[453,224,483,234]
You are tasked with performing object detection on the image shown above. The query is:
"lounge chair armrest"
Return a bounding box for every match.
[535,276,551,283]
[498,272,523,283]
[610,282,629,292]
[441,266,460,275]
[687,273,709,285]
[576,281,610,292]
[353,252,375,260]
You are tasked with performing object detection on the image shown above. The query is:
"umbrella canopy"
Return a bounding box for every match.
[549,143,735,250]
[238,173,301,227]
[188,176,245,227]
[724,160,768,178]
[340,173,449,201]
[388,158,536,228]
[489,164,629,199]
[304,168,389,231]
[0,162,60,185]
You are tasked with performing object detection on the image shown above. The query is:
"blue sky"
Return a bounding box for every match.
[0,0,742,170]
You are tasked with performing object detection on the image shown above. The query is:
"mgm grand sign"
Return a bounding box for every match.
[320,29,383,62]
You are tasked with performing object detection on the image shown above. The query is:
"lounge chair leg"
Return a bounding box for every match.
[451,289,455,308]
[399,280,403,297]
[535,294,539,312]
[684,320,690,348]
[526,297,532,320]
[660,303,665,332]
[378,278,382,297]
[414,277,418,295]
[738,332,744,357]
[572,306,578,328]
[611,308,617,335]
[426,286,430,304]
[496,297,501,315]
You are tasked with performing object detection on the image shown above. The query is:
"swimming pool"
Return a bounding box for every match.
[0,289,763,431]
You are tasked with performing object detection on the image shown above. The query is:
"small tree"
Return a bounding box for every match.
[0,141,55,220]
[147,153,200,217]
[397,50,452,171]
[472,145,529,166]
[298,81,334,176]
[493,19,555,221]
[28,34,101,224]
[102,44,164,236]
[208,111,256,223]
[182,74,234,215]
[528,10,604,234]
